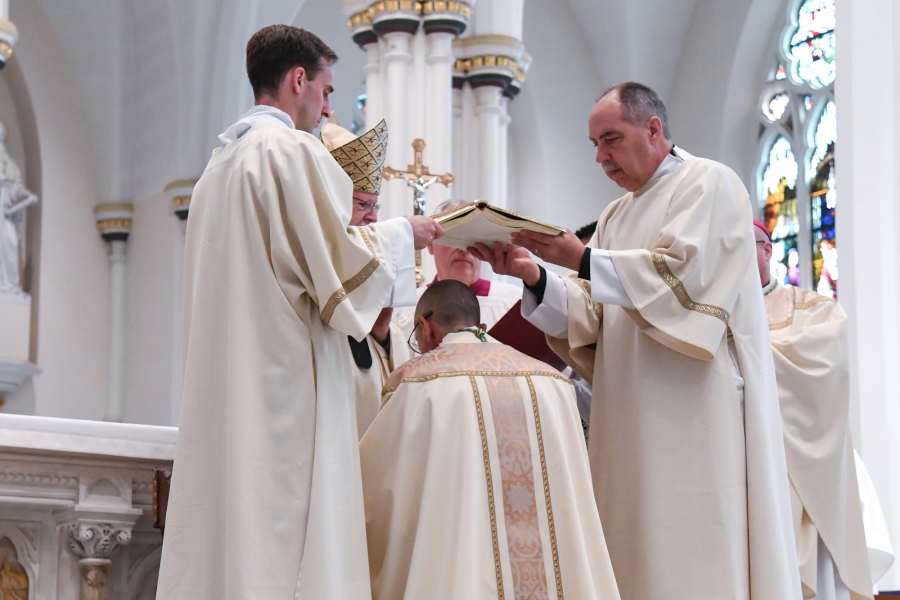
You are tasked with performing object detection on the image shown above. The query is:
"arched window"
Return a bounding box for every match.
[756,0,837,297]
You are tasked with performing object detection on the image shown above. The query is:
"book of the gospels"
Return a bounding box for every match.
[431,201,563,249]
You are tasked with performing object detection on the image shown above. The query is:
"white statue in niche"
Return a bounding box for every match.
[0,121,37,296]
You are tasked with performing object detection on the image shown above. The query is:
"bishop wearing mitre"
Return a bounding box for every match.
[473,82,801,599]
[157,26,441,600]
[755,221,873,600]
[319,118,412,438]
[361,280,621,600]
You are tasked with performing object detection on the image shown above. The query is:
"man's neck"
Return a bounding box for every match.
[255,98,299,130]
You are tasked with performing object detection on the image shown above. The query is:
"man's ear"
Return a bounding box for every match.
[764,241,773,262]
[647,116,663,142]
[288,66,305,95]
[427,243,435,255]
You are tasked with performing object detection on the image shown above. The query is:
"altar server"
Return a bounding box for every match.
[361,280,621,600]
[157,25,441,600]
[756,220,873,600]
[472,82,801,599]
[320,118,410,439]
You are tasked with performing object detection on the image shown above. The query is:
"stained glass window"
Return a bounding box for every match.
[762,137,800,285]
[789,0,836,88]
[765,93,790,121]
[775,64,787,80]
[810,102,837,298]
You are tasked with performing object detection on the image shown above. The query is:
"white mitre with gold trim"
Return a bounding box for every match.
[320,117,388,194]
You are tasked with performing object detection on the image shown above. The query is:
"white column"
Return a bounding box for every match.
[0,0,18,68]
[474,86,504,205]
[451,86,464,200]
[363,42,383,128]
[838,0,900,588]
[381,31,415,219]
[424,31,455,210]
[94,204,134,423]
[107,241,126,423]
[165,180,195,426]
[498,96,511,209]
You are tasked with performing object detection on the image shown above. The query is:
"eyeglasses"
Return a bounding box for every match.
[755,241,770,245]
[407,310,433,355]
[355,200,380,214]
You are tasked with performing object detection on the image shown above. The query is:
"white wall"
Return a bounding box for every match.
[509,0,621,232]
[7,0,110,420]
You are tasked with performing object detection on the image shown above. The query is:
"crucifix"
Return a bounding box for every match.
[383,138,454,286]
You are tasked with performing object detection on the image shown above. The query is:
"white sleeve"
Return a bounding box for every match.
[521,271,569,337]
[590,249,635,309]
[383,218,417,307]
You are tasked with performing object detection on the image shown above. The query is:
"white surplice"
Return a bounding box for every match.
[525,152,801,599]
[156,107,415,600]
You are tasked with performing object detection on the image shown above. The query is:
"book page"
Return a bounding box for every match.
[433,209,563,249]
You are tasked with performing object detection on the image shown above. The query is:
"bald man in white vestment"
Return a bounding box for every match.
[156,26,441,600]
[472,82,801,600]
[755,221,873,600]
[320,118,410,439]
[360,280,621,600]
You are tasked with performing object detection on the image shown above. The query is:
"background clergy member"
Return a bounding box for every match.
[393,198,522,355]
[157,25,442,600]
[360,280,621,600]
[471,82,801,600]
[320,118,410,439]
[755,220,873,600]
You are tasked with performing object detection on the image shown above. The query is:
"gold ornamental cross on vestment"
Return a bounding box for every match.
[383,139,454,216]
[383,138,454,286]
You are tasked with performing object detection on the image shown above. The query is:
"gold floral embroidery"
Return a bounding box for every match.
[766,286,833,330]
[569,276,603,319]
[527,376,564,600]
[320,230,380,325]
[383,370,570,395]
[651,252,730,323]
[470,375,506,600]
[485,376,549,600]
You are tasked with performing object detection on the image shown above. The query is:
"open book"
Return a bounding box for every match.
[431,201,563,249]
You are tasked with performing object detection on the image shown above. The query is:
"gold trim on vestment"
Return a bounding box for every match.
[526,376,564,600]
[470,375,506,600]
[651,252,730,323]
[570,276,603,319]
[320,230,380,325]
[768,289,832,330]
[382,370,571,395]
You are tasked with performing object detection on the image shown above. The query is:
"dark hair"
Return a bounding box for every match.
[417,280,481,328]
[598,82,671,140]
[575,221,598,242]
[246,25,338,99]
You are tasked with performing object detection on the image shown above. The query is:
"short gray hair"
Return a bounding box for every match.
[599,82,671,140]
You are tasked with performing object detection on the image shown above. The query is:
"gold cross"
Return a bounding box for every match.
[383,139,454,215]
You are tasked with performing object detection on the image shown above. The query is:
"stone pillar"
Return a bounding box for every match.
[60,515,139,600]
[837,0,900,587]
[372,0,419,219]
[164,180,195,426]
[94,204,133,423]
[453,35,529,208]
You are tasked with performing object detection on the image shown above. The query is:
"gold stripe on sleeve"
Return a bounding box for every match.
[651,252,730,324]
[320,230,381,325]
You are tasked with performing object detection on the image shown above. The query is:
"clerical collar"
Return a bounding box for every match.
[647,145,693,185]
[455,327,488,342]
[762,277,779,296]
[427,276,491,297]
[218,105,295,146]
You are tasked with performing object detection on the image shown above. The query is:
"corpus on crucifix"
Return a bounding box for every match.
[384,138,453,286]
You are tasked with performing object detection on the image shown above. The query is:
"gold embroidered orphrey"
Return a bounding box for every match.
[651,252,730,323]
[327,119,388,194]
[320,229,380,324]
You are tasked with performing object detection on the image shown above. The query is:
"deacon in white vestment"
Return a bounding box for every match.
[393,199,522,364]
[472,82,801,600]
[755,221,873,600]
[319,118,410,438]
[361,280,621,600]
[156,26,441,600]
